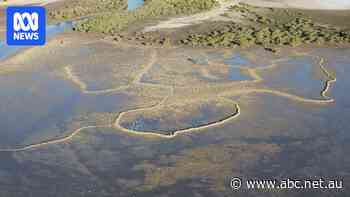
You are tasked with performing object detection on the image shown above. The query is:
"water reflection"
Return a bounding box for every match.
[0,21,73,61]
[0,67,134,148]
[0,47,349,197]
[128,0,144,11]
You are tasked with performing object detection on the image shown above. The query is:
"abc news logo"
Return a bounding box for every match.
[13,12,39,40]
[7,6,46,46]
[13,12,39,31]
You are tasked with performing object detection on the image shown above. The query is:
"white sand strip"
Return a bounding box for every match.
[143,0,240,32]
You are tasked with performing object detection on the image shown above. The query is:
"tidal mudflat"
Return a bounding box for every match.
[0,0,349,196]
[0,31,348,196]
[0,10,350,194]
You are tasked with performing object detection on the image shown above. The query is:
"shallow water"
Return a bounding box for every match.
[0,41,23,60]
[228,67,252,81]
[260,56,329,100]
[0,66,133,148]
[120,99,237,135]
[0,69,81,148]
[0,46,349,197]
[0,21,73,60]
[128,0,144,11]
[224,53,252,66]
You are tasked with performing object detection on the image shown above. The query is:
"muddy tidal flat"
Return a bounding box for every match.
[0,29,349,196]
[1,1,350,196]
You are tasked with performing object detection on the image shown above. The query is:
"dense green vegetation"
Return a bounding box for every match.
[74,0,218,34]
[181,3,350,51]
[48,0,126,21]
[51,1,350,50]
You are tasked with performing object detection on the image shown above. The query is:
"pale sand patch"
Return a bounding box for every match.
[143,0,240,32]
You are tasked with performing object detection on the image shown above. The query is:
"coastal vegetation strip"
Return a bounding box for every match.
[180,3,350,51]
[142,0,238,32]
[49,1,350,51]
[45,0,350,52]
[73,0,218,33]
[48,0,127,22]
